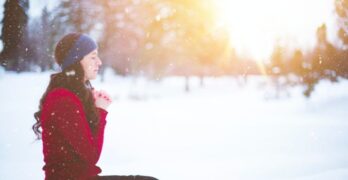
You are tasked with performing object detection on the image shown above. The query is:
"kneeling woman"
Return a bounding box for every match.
[33,33,157,180]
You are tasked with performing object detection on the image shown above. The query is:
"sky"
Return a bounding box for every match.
[214,0,337,60]
[0,0,47,18]
[0,0,340,61]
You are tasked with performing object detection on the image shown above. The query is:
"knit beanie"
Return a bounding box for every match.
[61,34,98,70]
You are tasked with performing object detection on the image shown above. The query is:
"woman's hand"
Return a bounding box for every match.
[92,89,113,110]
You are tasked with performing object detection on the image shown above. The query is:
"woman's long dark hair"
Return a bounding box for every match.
[33,33,100,140]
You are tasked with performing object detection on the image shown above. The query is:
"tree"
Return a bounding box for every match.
[0,0,30,72]
[336,0,348,46]
[97,0,147,77]
[289,49,304,76]
[335,0,348,77]
[268,43,285,75]
[301,24,339,97]
[309,24,338,83]
[51,0,99,36]
[29,6,56,71]
[139,0,218,90]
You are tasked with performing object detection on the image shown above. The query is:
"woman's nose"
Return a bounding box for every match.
[97,57,102,66]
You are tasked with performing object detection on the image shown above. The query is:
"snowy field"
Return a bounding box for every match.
[1,69,348,180]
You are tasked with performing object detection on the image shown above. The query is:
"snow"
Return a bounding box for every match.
[0,69,348,180]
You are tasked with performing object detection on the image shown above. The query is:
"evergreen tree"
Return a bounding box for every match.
[0,0,29,72]
[336,0,348,46]
[289,49,304,76]
[335,0,348,77]
[51,0,98,35]
[302,24,339,97]
[269,43,285,75]
[311,24,337,81]
[29,6,56,71]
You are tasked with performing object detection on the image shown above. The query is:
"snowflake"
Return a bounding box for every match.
[65,70,76,76]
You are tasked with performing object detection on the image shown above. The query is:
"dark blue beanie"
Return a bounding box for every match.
[61,34,98,71]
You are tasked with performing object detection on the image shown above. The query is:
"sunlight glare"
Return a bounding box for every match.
[214,0,334,61]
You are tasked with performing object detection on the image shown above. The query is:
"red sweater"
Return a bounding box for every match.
[40,87,108,180]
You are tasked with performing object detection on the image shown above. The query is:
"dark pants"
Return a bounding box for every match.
[96,175,158,180]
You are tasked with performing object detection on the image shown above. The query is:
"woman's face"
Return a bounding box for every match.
[80,49,102,81]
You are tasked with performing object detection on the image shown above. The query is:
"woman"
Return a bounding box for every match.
[33,33,157,180]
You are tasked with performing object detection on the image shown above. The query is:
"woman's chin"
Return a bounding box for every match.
[86,76,97,81]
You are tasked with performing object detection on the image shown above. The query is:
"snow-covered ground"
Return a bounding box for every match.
[1,69,348,180]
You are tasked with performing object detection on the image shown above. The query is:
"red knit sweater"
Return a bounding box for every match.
[40,87,108,180]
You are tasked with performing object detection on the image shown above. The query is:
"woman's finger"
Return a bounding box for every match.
[100,90,110,97]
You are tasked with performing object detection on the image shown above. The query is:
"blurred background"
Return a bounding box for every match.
[0,0,346,97]
[0,0,348,180]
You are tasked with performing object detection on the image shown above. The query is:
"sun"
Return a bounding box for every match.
[213,0,334,62]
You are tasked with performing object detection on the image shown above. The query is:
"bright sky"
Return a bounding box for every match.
[29,0,55,17]
[214,0,336,61]
[0,0,339,61]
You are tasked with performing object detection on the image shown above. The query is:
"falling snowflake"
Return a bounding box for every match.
[65,70,76,76]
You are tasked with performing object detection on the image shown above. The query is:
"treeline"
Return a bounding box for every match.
[0,0,348,97]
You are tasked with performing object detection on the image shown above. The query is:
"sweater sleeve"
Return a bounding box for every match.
[92,108,108,157]
[48,95,100,164]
